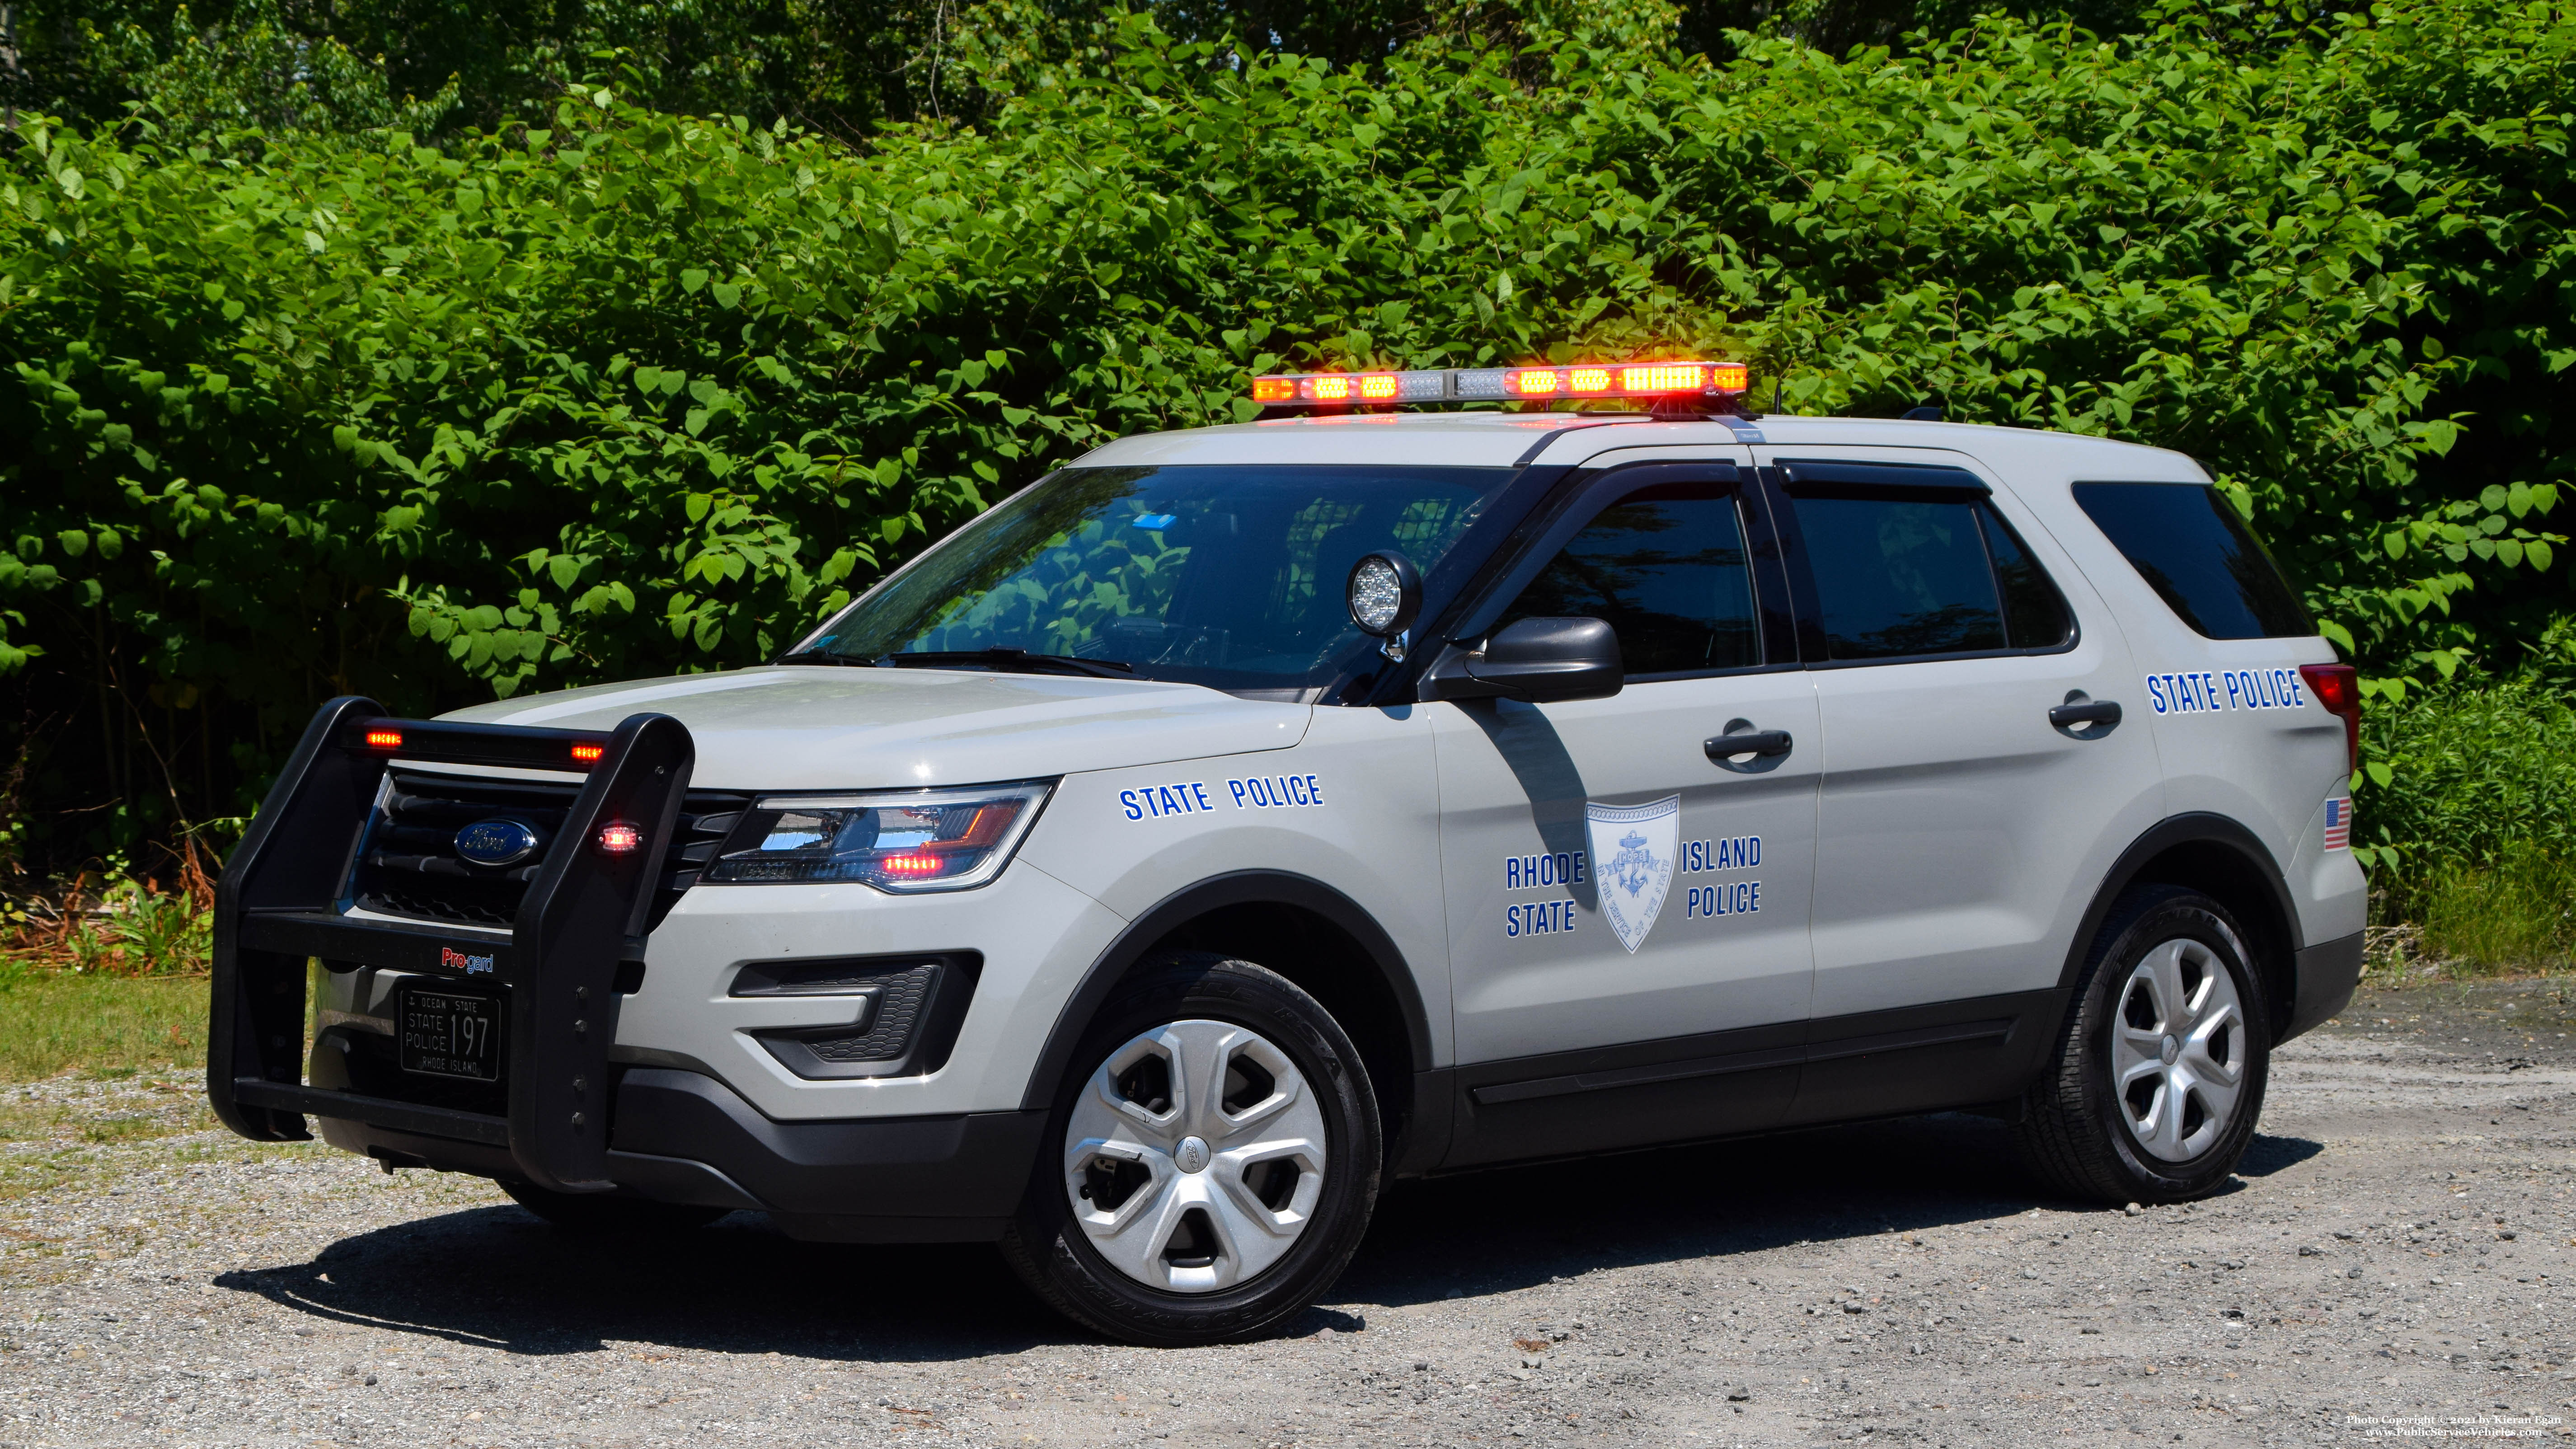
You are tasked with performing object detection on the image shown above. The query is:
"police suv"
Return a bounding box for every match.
[210,361,2367,1345]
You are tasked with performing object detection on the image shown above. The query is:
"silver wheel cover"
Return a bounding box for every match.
[1063,1018,1329,1294]
[2111,937,2247,1162]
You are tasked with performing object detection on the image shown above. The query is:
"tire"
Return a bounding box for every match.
[501,1181,731,1235]
[999,952,1382,1346]
[2013,885,2271,1204]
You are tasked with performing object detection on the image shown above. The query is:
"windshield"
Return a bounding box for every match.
[801,465,1519,692]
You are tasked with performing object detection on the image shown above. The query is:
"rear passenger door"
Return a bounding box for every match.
[1748,450,2166,1111]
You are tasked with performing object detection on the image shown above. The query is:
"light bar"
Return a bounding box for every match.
[1251,361,1748,409]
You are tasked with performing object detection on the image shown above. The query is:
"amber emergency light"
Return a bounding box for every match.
[1251,361,1749,409]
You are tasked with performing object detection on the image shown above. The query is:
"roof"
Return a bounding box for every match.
[1070,411,2205,481]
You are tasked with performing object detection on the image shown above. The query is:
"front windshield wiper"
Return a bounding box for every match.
[771,647,871,667]
[877,648,1137,680]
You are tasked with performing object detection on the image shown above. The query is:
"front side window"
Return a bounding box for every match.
[1787,492,2073,662]
[1497,481,1761,676]
[2071,482,2312,639]
[802,465,1518,691]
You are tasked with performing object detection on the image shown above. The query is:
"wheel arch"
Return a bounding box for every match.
[1018,871,1438,1170]
[2060,813,2303,1043]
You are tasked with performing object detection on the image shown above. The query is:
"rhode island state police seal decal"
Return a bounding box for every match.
[1585,795,1679,954]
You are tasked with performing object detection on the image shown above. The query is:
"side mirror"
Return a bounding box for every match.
[1419,617,1623,704]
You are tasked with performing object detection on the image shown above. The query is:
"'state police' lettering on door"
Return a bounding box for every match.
[2144,668,2307,716]
[1500,834,1763,941]
[1119,774,1326,821]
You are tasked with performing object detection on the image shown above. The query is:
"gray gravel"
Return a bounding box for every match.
[4,980,2572,1448]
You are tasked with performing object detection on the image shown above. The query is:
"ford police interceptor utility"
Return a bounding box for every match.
[209,361,2367,1345]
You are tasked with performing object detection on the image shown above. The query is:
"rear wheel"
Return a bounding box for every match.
[1000,952,1380,1346]
[2013,885,2270,1204]
[501,1181,731,1235]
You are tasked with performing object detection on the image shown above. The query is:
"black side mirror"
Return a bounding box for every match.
[1418,617,1623,704]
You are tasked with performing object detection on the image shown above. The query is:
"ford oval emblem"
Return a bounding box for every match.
[454,818,542,868]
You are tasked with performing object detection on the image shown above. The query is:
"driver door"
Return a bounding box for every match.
[1429,458,1821,1167]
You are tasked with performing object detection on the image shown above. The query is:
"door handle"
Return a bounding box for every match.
[2049,699,2123,731]
[1705,729,1793,763]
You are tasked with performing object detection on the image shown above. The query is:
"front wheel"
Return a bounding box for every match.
[2013,885,2271,1204]
[999,952,1381,1346]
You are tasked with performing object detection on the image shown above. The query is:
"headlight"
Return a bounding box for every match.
[702,781,1052,892]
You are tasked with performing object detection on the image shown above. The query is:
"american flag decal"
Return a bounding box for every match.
[2323,795,2353,851]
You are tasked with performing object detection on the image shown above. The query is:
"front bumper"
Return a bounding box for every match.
[322,1068,1045,1242]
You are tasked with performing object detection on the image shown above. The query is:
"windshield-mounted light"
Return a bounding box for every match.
[703,781,1053,892]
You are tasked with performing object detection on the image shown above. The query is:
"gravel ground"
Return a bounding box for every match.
[3,977,2571,1448]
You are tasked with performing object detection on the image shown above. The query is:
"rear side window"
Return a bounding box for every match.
[1500,481,1760,675]
[1783,492,2074,662]
[2071,482,2311,639]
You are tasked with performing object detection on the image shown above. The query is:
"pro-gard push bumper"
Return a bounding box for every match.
[210,698,1043,1242]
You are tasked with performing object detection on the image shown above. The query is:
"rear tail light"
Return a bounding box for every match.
[364,729,404,749]
[596,821,646,855]
[2299,662,2361,776]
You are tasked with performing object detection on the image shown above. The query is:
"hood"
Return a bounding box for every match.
[438,666,1311,790]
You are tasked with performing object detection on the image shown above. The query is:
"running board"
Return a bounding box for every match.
[1469,1018,2011,1106]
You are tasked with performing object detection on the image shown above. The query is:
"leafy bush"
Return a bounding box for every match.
[2355,675,2576,883]
[0,0,2571,872]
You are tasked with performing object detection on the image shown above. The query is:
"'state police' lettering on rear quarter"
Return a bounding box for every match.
[1119,775,1326,821]
[2145,668,2308,716]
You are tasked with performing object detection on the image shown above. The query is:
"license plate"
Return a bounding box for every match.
[398,987,502,1081]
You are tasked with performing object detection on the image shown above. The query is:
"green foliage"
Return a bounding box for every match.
[4,0,1688,142]
[2353,676,2576,884]
[7,0,937,141]
[0,972,202,1080]
[2410,852,2576,971]
[0,0,2571,871]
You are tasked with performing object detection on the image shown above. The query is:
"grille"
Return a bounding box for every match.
[348,769,749,930]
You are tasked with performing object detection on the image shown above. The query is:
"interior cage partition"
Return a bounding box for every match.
[207,696,695,1194]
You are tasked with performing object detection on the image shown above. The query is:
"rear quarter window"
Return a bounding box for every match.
[2071,482,2312,639]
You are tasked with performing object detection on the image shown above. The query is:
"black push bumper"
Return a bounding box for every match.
[211,696,696,1193]
[212,698,1045,1238]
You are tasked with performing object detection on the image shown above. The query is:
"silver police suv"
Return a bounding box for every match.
[211,362,2366,1345]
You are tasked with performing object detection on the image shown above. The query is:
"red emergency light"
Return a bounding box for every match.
[1249,361,1749,410]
